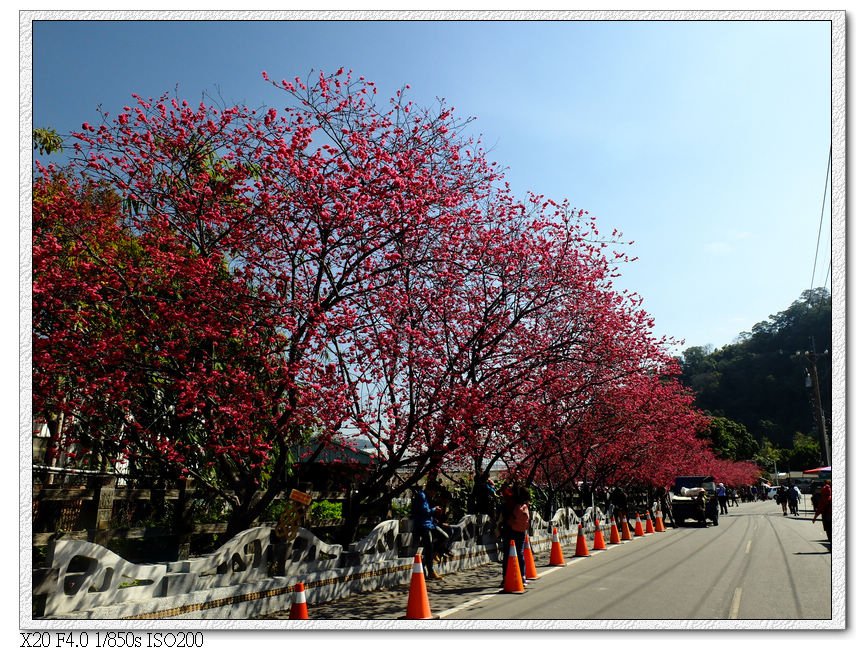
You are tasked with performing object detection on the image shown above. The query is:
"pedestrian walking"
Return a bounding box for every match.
[812,481,832,545]
[411,481,447,580]
[498,484,531,585]
[730,487,740,507]
[776,485,788,515]
[717,482,728,515]
[787,483,801,516]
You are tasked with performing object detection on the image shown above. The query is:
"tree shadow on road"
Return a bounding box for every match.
[794,540,831,555]
[795,550,831,555]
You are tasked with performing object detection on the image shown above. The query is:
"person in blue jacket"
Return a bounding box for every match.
[412,481,446,580]
[717,482,728,515]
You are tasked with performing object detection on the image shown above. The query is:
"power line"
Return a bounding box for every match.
[809,146,832,304]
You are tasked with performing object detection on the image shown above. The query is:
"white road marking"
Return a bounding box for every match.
[729,587,743,619]
[745,539,752,554]
[437,592,499,618]
[437,531,660,618]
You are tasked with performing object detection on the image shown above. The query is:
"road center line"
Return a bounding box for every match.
[728,587,743,619]
[745,539,752,554]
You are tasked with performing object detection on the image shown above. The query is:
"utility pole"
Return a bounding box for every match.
[802,338,830,467]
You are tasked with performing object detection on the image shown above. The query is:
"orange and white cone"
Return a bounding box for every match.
[621,516,633,541]
[548,527,566,566]
[503,540,525,593]
[645,512,656,534]
[523,533,539,580]
[289,581,309,620]
[654,508,666,532]
[405,553,433,619]
[634,513,645,537]
[574,523,590,557]
[609,519,621,544]
[592,519,607,550]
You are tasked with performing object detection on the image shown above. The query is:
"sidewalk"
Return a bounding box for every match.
[263,559,507,620]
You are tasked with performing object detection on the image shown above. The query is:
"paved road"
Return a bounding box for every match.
[264,499,832,622]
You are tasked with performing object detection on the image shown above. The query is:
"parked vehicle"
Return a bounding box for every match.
[671,475,719,527]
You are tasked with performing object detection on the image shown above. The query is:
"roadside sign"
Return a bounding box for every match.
[289,489,313,506]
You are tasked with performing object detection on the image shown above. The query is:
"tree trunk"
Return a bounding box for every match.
[43,411,65,485]
[337,486,362,549]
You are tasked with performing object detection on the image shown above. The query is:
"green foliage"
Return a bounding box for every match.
[186,495,229,525]
[262,498,289,523]
[443,478,472,520]
[680,345,721,395]
[752,438,783,478]
[33,128,64,155]
[679,289,831,450]
[308,500,343,523]
[699,416,758,461]
[389,499,411,519]
[782,432,822,471]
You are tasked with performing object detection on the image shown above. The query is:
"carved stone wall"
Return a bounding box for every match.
[35,513,590,620]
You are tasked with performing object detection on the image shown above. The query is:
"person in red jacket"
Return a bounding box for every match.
[811,481,832,545]
[499,484,531,584]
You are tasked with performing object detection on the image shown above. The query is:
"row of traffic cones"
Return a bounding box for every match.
[292,513,670,620]
[575,510,668,555]
[285,541,537,621]
[500,533,543,594]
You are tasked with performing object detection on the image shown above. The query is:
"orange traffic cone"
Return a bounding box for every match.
[548,527,566,566]
[621,516,633,541]
[523,533,539,580]
[645,512,656,534]
[289,581,309,620]
[609,519,621,544]
[405,553,433,619]
[634,513,645,537]
[574,523,590,557]
[592,519,607,550]
[503,540,525,593]
[655,509,666,532]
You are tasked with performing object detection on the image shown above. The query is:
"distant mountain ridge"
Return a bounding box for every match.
[678,288,832,451]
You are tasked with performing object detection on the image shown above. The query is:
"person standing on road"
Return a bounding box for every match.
[787,483,801,516]
[654,485,676,528]
[776,485,789,515]
[812,481,832,545]
[810,481,823,513]
[717,482,728,515]
[730,487,740,507]
[499,484,531,585]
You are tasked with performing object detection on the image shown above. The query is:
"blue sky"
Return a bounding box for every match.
[30,17,833,354]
